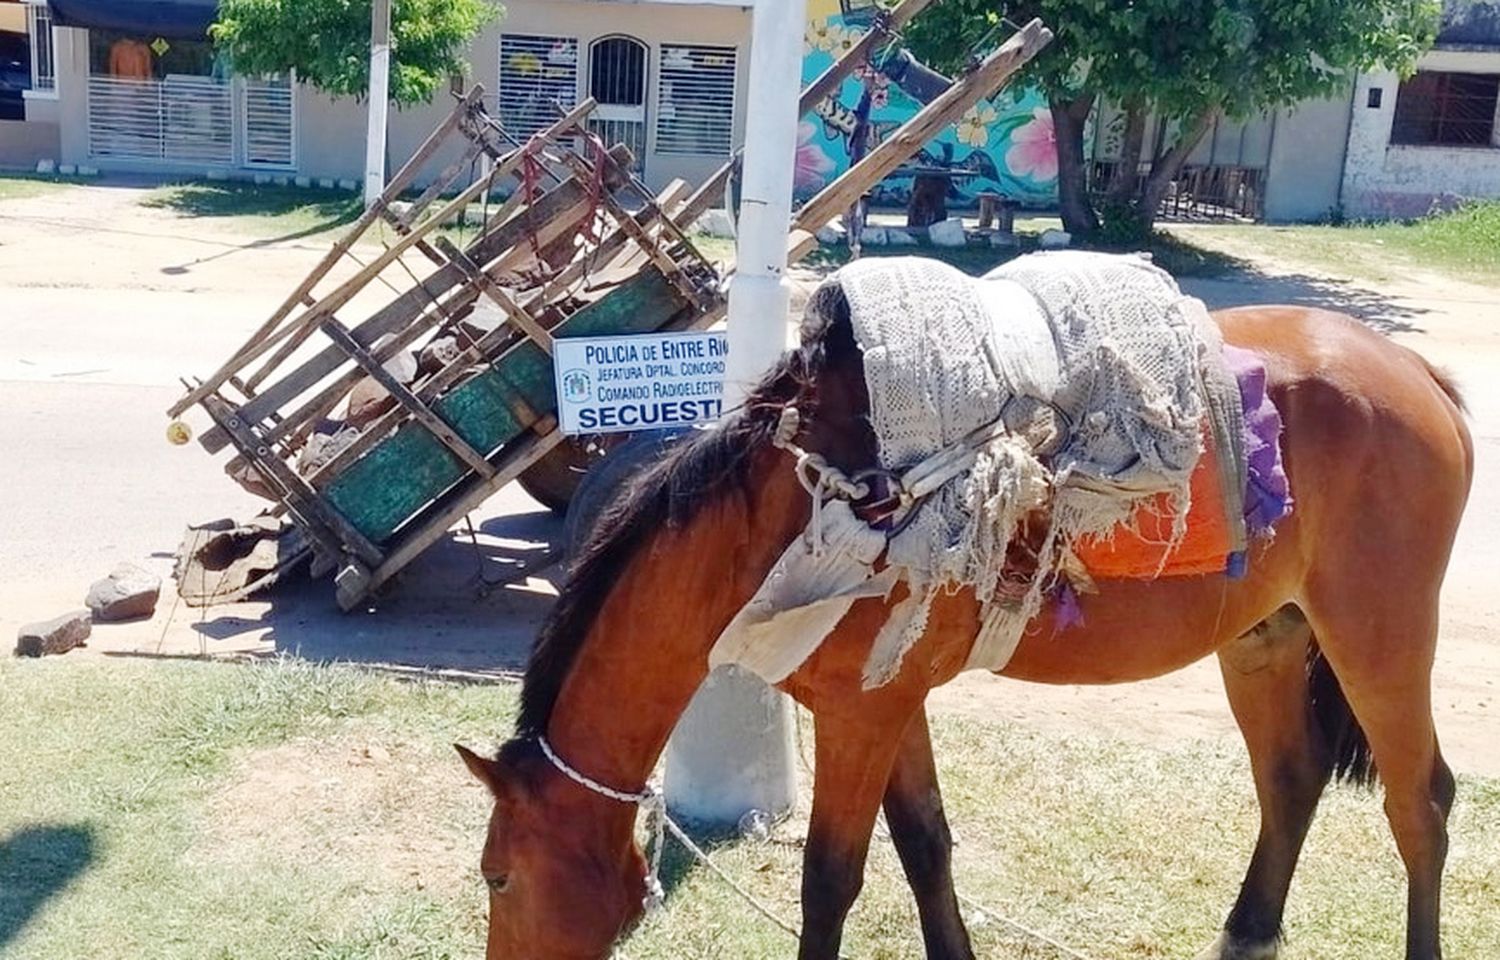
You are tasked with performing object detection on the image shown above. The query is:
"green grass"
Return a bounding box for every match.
[141,181,363,240]
[3,658,1497,959]
[1174,201,1500,287]
[0,174,85,202]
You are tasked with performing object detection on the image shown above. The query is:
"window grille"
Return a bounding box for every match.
[655,44,737,156]
[498,34,578,140]
[28,2,55,92]
[1390,71,1500,147]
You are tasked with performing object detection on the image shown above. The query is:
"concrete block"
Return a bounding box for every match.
[274,176,291,187]
[252,173,271,186]
[338,178,358,192]
[1039,228,1072,250]
[989,230,1020,248]
[696,208,736,239]
[860,225,888,246]
[205,169,229,181]
[929,216,968,248]
[885,227,918,246]
[15,610,91,657]
[317,177,337,190]
[57,164,76,176]
[815,223,846,245]
[35,159,56,175]
[85,563,162,622]
[294,176,313,189]
[77,165,99,177]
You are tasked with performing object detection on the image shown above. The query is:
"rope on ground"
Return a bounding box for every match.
[954,890,1096,960]
[659,813,802,941]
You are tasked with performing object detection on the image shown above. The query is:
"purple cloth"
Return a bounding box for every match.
[1223,344,1293,538]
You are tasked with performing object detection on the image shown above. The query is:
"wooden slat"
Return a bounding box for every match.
[318,319,497,477]
[434,237,556,353]
[167,88,487,418]
[794,19,1052,233]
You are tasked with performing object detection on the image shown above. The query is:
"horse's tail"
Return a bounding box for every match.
[1307,639,1378,787]
[1421,356,1469,416]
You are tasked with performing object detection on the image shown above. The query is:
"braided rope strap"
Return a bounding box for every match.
[537,736,666,911]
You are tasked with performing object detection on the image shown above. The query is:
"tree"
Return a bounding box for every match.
[905,0,1438,237]
[212,0,500,107]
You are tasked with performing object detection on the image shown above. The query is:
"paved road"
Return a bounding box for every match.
[3,183,1495,774]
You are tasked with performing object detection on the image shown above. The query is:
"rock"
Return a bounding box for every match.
[383,348,418,384]
[885,227,918,246]
[85,563,162,622]
[346,379,396,430]
[35,159,56,175]
[815,223,846,245]
[317,177,337,190]
[860,225,888,247]
[928,216,968,248]
[338,178,358,192]
[299,426,362,476]
[253,173,270,186]
[695,208,736,239]
[989,230,1020,248]
[16,610,91,658]
[294,176,312,188]
[418,336,463,375]
[274,176,291,187]
[224,455,278,501]
[1039,228,1072,250]
[57,163,76,176]
[77,165,99,177]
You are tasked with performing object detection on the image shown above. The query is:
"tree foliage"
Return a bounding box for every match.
[212,0,501,106]
[905,0,1439,234]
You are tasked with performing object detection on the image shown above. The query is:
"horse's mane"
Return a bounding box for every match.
[514,289,853,739]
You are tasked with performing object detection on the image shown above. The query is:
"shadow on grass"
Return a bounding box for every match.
[142,181,362,244]
[0,823,97,950]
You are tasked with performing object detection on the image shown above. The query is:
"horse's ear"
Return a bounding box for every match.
[455,744,505,796]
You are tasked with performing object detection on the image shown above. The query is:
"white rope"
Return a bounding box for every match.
[955,891,1096,960]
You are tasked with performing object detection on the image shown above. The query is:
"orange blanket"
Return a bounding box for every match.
[1073,437,1234,579]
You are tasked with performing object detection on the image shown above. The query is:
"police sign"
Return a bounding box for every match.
[554,330,728,435]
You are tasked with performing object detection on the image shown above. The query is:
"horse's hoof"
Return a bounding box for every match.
[1193,931,1279,960]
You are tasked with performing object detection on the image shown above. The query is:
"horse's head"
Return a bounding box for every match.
[457,742,649,960]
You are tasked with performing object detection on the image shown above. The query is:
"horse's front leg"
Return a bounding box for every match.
[797,697,924,960]
[883,708,975,960]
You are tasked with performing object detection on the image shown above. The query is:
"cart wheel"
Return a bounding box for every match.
[516,438,602,514]
[564,429,689,558]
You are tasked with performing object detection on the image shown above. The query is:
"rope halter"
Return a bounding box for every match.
[537,736,666,911]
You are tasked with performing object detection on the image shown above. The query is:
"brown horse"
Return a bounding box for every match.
[456,293,1472,960]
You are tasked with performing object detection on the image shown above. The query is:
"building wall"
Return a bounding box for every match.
[1262,88,1353,222]
[1343,48,1500,219]
[297,1,751,192]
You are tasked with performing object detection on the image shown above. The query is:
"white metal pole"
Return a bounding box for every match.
[363,0,392,208]
[662,0,806,829]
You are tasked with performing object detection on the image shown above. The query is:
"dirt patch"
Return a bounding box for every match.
[196,735,486,897]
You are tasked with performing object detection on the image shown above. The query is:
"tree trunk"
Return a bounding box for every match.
[1134,109,1216,230]
[1049,93,1098,237]
[907,174,948,227]
[1104,101,1147,206]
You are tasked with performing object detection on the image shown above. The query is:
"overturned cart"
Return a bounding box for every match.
[169,14,1050,611]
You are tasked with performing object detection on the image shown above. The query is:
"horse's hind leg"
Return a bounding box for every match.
[1197,606,1332,960]
[1302,578,1455,960]
[883,708,975,960]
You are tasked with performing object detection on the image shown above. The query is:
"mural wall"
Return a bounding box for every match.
[798,0,1060,207]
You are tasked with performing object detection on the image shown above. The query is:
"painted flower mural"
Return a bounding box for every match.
[1006,107,1058,182]
[798,10,1059,206]
[956,102,1000,148]
[795,120,837,193]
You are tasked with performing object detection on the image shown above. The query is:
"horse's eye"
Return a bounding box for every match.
[486,874,510,893]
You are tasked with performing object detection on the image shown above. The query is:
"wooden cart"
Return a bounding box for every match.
[169,11,1049,611]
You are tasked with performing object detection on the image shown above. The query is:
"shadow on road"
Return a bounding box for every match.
[0,823,97,950]
[181,506,566,674]
[1181,266,1429,335]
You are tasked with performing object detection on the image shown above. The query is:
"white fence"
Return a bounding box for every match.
[88,75,294,170]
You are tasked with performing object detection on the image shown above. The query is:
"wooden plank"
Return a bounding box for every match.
[348,420,566,607]
[434,236,556,353]
[795,19,1052,233]
[317,318,497,477]
[323,266,688,542]
[199,173,605,453]
[799,0,940,112]
[203,394,385,568]
[167,88,486,418]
